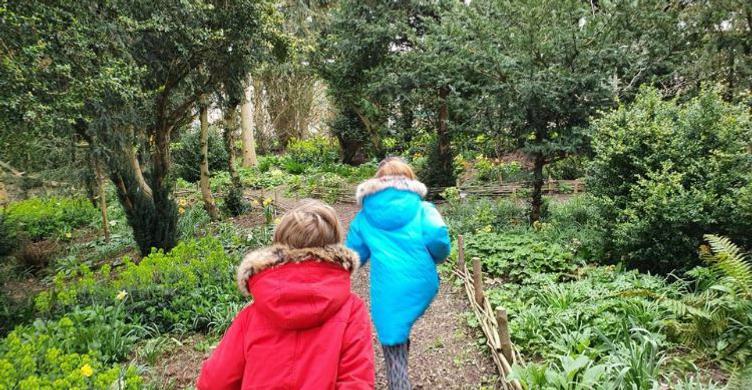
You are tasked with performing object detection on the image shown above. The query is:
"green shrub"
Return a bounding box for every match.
[544,155,588,180]
[464,232,579,281]
[5,197,98,241]
[177,204,211,240]
[0,309,142,388]
[589,87,752,273]
[285,136,340,167]
[172,126,228,182]
[37,237,243,333]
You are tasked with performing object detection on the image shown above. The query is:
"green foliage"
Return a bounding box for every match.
[589,88,752,273]
[543,196,607,262]
[465,232,579,282]
[285,137,340,167]
[223,186,249,217]
[0,211,18,257]
[37,237,242,333]
[0,310,142,388]
[662,235,752,365]
[172,127,229,183]
[177,204,212,241]
[544,155,588,180]
[5,197,98,241]
[443,195,528,236]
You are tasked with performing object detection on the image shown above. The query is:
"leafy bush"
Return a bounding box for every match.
[285,136,340,167]
[36,237,243,333]
[0,308,142,388]
[172,126,228,182]
[5,197,98,241]
[465,232,579,281]
[589,88,752,273]
[544,155,588,180]
[472,156,528,184]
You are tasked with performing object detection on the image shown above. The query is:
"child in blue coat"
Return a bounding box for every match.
[346,157,451,390]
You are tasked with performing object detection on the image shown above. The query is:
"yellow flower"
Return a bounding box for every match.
[115,290,128,301]
[273,217,281,225]
[80,363,94,378]
[178,206,185,215]
[251,199,260,207]
[64,232,72,239]
[263,198,272,207]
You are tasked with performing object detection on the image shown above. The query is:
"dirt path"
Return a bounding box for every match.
[276,197,498,389]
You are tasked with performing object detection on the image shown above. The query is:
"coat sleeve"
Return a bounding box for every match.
[337,297,375,389]
[197,308,249,390]
[345,213,371,266]
[421,202,451,264]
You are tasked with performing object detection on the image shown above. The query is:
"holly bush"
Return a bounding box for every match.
[588,88,752,273]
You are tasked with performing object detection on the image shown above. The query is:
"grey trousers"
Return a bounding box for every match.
[382,342,411,390]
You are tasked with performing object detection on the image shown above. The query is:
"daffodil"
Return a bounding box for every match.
[263,198,272,207]
[115,290,128,301]
[273,217,281,225]
[80,363,94,378]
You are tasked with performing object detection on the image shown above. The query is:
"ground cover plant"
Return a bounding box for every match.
[446,194,752,388]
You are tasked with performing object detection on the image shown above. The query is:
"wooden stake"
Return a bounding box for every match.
[573,180,579,194]
[472,257,484,305]
[457,234,465,270]
[497,308,513,363]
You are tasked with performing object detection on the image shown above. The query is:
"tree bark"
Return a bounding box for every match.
[223,106,241,188]
[240,79,258,167]
[127,127,153,198]
[199,98,220,220]
[435,86,455,186]
[530,152,545,223]
[94,158,110,242]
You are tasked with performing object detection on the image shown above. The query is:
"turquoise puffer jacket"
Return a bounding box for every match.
[346,176,451,345]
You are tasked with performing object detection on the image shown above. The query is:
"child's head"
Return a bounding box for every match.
[273,199,343,248]
[376,156,416,180]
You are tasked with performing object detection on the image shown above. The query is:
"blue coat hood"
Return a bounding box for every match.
[346,176,451,345]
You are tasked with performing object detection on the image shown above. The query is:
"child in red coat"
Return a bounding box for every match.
[197,200,375,389]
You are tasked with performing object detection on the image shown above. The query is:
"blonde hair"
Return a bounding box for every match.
[273,199,344,248]
[376,156,416,180]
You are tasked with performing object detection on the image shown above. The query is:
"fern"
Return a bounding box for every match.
[702,234,752,297]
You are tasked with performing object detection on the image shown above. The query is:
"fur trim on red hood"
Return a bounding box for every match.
[236,244,360,296]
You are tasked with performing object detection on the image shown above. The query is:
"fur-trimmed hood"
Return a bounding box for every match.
[355,175,427,205]
[236,244,360,296]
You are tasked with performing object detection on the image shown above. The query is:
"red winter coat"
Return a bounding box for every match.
[197,244,374,390]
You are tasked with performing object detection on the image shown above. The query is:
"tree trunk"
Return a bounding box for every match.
[433,86,455,187]
[240,79,258,167]
[223,106,241,187]
[94,158,110,242]
[530,153,545,223]
[127,127,153,198]
[199,99,220,220]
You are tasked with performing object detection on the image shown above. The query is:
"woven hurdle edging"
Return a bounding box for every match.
[452,234,523,390]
